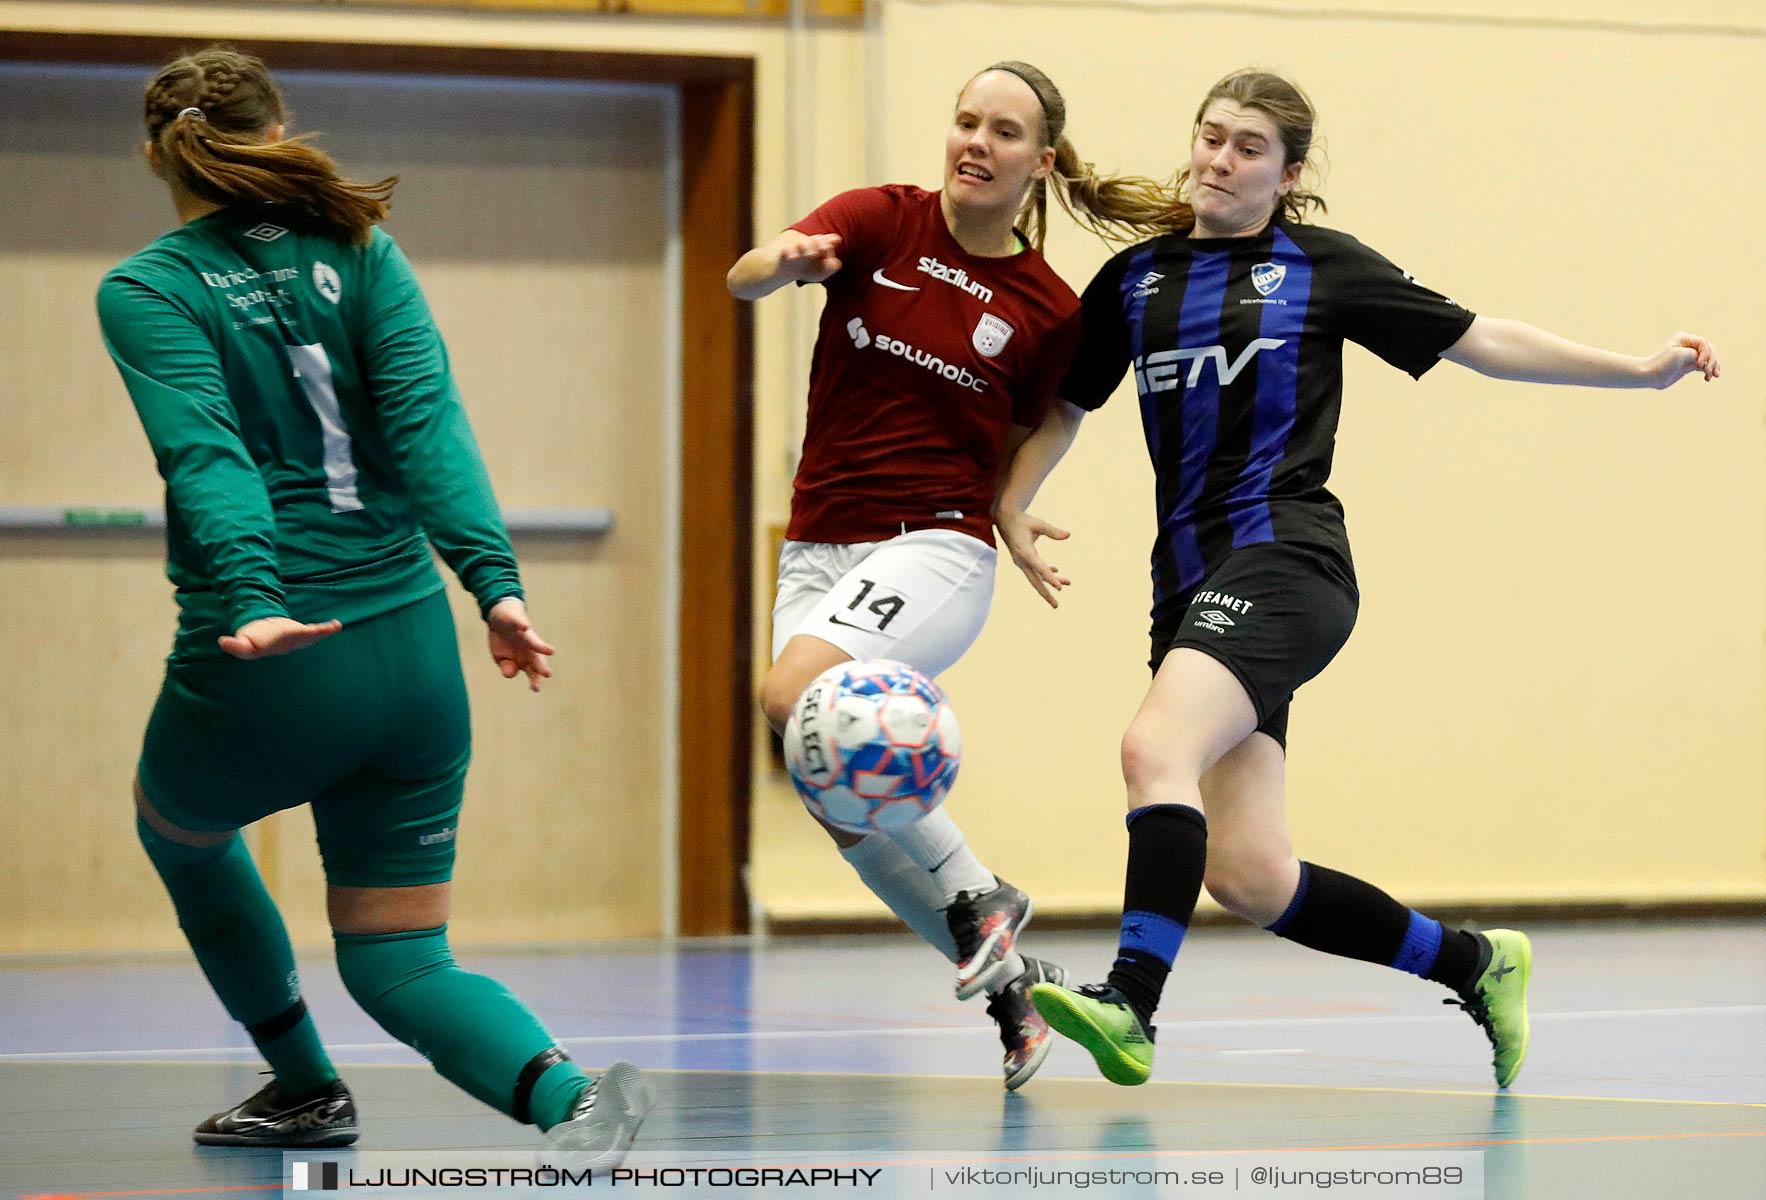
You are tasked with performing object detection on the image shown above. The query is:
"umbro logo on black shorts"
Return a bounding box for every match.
[1194,609,1236,632]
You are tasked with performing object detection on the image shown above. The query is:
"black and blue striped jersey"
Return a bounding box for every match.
[1060,218,1475,622]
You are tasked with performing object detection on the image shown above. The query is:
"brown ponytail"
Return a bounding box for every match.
[144,47,396,246]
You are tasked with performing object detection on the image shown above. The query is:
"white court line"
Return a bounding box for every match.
[1531,1005,1766,1021]
[0,1027,976,1060]
[3,1004,1759,1062]
[1141,1004,1766,1031]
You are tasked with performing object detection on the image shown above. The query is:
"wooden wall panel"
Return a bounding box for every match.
[675,77,754,935]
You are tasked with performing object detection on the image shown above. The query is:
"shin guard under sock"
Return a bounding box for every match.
[333,926,590,1128]
[1106,804,1208,1028]
[1265,862,1482,989]
[138,816,336,1096]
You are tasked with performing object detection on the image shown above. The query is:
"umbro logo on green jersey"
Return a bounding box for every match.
[244,223,288,242]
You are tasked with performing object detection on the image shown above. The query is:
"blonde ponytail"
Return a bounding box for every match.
[971,60,1190,249]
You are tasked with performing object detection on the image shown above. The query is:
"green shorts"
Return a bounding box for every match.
[138,590,470,888]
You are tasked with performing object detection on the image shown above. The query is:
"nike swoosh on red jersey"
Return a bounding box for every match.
[871,269,921,292]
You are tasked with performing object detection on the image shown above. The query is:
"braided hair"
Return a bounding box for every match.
[144,47,396,245]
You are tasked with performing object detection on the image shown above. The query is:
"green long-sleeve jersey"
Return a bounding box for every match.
[98,207,522,662]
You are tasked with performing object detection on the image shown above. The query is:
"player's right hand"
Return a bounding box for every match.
[219,616,343,659]
[1640,331,1721,388]
[486,597,555,692]
[777,232,843,283]
[996,508,1072,609]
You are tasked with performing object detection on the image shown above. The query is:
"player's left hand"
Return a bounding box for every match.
[996,507,1072,609]
[1641,332,1722,388]
[486,597,555,692]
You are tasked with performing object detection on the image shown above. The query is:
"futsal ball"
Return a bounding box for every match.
[783,660,962,834]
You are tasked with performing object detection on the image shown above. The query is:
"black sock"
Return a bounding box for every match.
[1264,862,1483,990]
[1105,804,1207,1029]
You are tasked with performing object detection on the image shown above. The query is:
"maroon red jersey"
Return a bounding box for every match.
[787,185,1081,546]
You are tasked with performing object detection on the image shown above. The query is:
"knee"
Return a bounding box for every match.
[332,939,376,1010]
[1119,719,1196,796]
[334,925,452,1015]
[136,813,231,866]
[1204,843,1299,925]
[758,671,803,734]
[814,812,866,849]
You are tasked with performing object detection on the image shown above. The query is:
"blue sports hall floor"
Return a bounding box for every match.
[3,920,1762,1199]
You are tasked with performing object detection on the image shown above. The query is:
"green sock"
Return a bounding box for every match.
[334,926,590,1128]
[137,816,337,1097]
[529,1057,594,1130]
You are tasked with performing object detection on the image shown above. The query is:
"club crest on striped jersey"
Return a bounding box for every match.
[972,313,1013,358]
[1252,261,1287,296]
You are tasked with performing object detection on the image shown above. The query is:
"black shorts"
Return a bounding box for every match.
[1149,542,1359,749]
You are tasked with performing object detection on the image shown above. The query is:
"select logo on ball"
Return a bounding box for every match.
[782,660,961,835]
[792,680,836,785]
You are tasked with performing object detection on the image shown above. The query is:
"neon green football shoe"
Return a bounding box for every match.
[1447,928,1532,1088]
[1029,981,1156,1086]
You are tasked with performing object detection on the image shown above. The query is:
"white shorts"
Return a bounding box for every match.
[770,528,997,678]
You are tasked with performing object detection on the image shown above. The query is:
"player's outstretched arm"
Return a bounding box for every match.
[1440,316,1721,389]
[485,597,555,692]
[726,230,843,301]
[994,399,1087,609]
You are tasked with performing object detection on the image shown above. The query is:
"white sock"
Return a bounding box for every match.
[889,808,998,907]
[839,834,958,963]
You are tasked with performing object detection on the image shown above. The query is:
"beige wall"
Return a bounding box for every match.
[749,0,1766,920]
[1,0,1759,951]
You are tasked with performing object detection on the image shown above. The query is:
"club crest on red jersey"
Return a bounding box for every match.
[972,313,1014,358]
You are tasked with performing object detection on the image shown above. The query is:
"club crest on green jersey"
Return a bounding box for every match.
[313,261,342,305]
